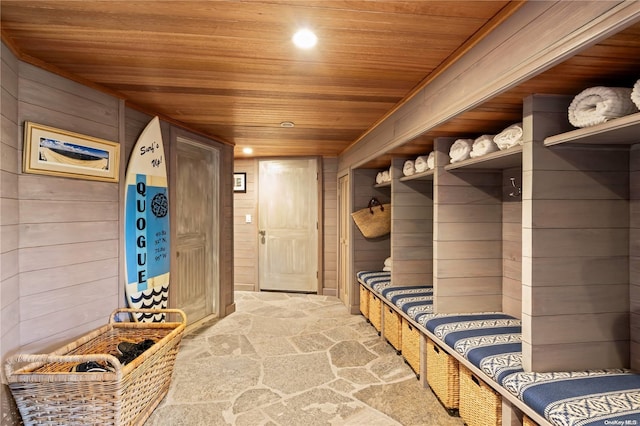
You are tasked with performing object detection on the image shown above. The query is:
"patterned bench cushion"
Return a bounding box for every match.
[356,271,391,292]
[502,369,640,426]
[423,313,523,383]
[473,345,523,384]
[380,286,433,319]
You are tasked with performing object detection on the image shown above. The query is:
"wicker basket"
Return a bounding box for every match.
[369,292,383,333]
[459,365,502,426]
[5,308,186,426]
[351,199,391,238]
[426,338,459,412]
[383,305,402,352]
[523,415,538,426]
[359,284,370,320]
[401,318,420,377]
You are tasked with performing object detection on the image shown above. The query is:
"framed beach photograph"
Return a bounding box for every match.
[233,172,246,193]
[23,121,120,183]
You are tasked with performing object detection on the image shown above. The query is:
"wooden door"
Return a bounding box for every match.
[174,138,219,323]
[258,158,318,293]
[338,174,350,306]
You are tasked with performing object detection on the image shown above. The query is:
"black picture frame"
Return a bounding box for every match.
[233,172,247,193]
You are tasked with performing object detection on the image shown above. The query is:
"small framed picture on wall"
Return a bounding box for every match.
[233,172,246,193]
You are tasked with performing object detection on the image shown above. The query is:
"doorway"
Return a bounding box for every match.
[258,158,319,293]
[173,137,219,324]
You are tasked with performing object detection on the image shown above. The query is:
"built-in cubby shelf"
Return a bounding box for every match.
[544,111,640,147]
[399,169,435,181]
[444,145,523,171]
[373,181,391,188]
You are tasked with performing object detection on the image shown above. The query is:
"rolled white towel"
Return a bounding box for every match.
[375,171,384,184]
[632,79,640,110]
[381,170,390,182]
[384,257,391,267]
[403,160,415,176]
[414,155,429,172]
[470,135,499,158]
[494,122,523,150]
[382,266,391,272]
[427,151,435,169]
[449,138,473,163]
[568,86,638,128]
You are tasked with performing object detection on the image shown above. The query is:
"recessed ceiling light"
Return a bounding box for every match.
[280,121,295,128]
[242,147,253,154]
[292,29,317,49]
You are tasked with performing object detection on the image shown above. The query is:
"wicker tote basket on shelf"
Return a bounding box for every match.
[351,197,391,238]
[5,308,186,426]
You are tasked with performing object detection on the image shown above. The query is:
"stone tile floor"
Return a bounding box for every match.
[145,291,465,426]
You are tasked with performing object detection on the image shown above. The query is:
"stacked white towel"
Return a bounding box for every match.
[414,155,429,172]
[449,138,473,163]
[632,79,640,110]
[403,160,415,176]
[427,152,435,170]
[494,122,523,150]
[383,257,391,272]
[470,134,498,158]
[568,86,638,128]
[376,167,392,184]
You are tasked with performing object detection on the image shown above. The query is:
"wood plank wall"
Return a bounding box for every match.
[1,43,22,422]
[232,158,338,296]
[631,145,640,371]
[352,168,391,276]
[17,62,121,353]
[433,137,503,313]
[323,158,338,295]
[219,142,235,315]
[522,94,630,372]
[391,157,433,287]
[233,158,258,292]
[502,167,522,318]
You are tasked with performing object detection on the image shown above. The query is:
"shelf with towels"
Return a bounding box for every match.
[373,181,391,188]
[444,145,523,171]
[399,169,435,182]
[544,111,640,147]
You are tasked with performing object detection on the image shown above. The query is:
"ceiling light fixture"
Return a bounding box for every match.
[280,121,295,128]
[292,28,317,49]
[242,147,253,154]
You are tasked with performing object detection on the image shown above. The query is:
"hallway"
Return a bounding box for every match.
[145,291,465,426]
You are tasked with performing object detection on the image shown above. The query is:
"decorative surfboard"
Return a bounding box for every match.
[124,116,170,322]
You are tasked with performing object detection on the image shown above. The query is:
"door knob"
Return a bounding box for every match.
[258,230,266,236]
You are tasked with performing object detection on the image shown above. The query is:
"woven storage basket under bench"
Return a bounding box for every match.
[369,292,383,333]
[459,365,502,426]
[382,304,402,353]
[359,283,370,319]
[5,308,186,426]
[426,337,459,412]
[401,318,421,377]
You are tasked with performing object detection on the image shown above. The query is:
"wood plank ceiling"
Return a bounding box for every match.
[2,1,640,164]
[1,0,521,158]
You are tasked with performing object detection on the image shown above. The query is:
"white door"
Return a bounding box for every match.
[258,159,318,293]
[338,174,350,305]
